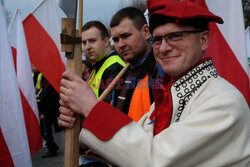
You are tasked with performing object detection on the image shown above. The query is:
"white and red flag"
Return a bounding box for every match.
[246,26,250,73]
[23,0,65,93]
[0,1,32,166]
[8,9,42,155]
[205,0,250,106]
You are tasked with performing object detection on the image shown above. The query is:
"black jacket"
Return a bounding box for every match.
[93,51,124,103]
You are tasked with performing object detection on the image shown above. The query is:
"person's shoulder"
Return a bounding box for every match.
[103,62,124,75]
[197,76,248,111]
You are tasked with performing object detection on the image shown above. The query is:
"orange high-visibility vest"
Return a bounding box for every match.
[128,74,151,122]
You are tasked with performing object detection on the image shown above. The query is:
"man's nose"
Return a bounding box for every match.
[158,38,173,53]
[84,41,92,50]
[118,39,126,48]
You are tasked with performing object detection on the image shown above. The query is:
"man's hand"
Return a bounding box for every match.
[58,71,98,128]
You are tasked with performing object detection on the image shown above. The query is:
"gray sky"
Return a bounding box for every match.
[4,0,131,27]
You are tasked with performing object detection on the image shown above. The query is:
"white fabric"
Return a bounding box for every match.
[144,9,149,24]
[0,2,32,167]
[80,60,250,167]
[8,9,39,120]
[246,26,250,73]
[32,0,65,64]
[205,0,249,76]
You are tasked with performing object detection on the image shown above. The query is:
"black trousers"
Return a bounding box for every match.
[40,119,59,153]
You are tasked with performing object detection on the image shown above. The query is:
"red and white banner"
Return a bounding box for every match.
[205,0,250,106]
[23,0,65,93]
[0,1,32,167]
[8,9,42,155]
[246,26,250,73]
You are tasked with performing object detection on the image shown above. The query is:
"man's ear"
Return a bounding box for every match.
[141,24,151,40]
[104,37,110,47]
[200,31,210,51]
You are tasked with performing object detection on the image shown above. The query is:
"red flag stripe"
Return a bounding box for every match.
[208,23,250,106]
[0,128,15,167]
[204,0,250,106]
[19,90,42,155]
[23,13,65,93]
[11,46,42,155]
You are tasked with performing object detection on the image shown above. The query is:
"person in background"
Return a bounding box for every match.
[58,0,250,166]
[80,20,125,167]
[81,59,93,81]
[110,7,159,122]
[82,20,125,103]
[39,77,60,158]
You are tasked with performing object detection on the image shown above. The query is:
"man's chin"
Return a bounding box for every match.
[123,55,132,62]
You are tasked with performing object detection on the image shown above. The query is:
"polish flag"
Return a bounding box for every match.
[23,0,65,93]
[205,0,250,106]
[0,1,32,166]
[8,9,42,155]
[246,26,250,73]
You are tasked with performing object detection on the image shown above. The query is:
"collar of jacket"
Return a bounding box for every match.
[93,50,118,72]
[151,57,219,135]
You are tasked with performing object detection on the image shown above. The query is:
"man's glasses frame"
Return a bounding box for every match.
[149,30,203,49]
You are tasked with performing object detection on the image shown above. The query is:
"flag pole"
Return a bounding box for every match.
[62,18,81,167]
[79,0,83,36]
[98,63,130,101]
[61,0,83,166]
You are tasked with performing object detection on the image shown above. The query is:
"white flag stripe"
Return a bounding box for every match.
[0,2,32,166]
[32,0,65,64]
[206,0,249,76]
[8,9,39,120]
[246,27,250,60]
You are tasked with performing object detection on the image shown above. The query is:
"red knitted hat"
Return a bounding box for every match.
[147,0,224,24]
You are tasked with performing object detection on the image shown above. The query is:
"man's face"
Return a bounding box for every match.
[152,23,209,78]
[111,18,150,64]
[82,64,89,80]
[82,27,107,62]
[31,64,38,73]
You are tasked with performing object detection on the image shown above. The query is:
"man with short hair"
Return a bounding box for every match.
[81,59,92,81]
[80,21,125,166]
[82,21,125,103]
[110,7,159,122]
[59,0,250,166]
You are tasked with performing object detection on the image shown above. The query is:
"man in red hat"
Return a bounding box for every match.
[58,0,250,166]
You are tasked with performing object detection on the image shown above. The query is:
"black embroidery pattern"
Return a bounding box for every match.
[173,60,219,122]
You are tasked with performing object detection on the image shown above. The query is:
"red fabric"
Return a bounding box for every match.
[23,14,65,94]
[11,48,17,73]
[0,128,15,167]
[152,75,173,136]
[19,91,42,155]
[11,47,42,155]
[83,101,133,141]
[207,20,250,107]
[147,0,223,24]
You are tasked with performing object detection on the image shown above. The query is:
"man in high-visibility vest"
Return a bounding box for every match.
[81,20,125,166]
[110,7,159,122]
[31,64,42,98]
[82,21,125,103]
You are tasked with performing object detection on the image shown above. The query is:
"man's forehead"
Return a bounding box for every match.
[110,19,137,36]
[82,27,101,39]
[152,22,187,35]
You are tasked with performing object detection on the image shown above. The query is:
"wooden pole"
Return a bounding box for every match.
[98,63,130,101]
[78,0,83,36]
[61,18,82,167]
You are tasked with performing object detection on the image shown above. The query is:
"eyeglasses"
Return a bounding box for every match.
[148,30,203,49]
